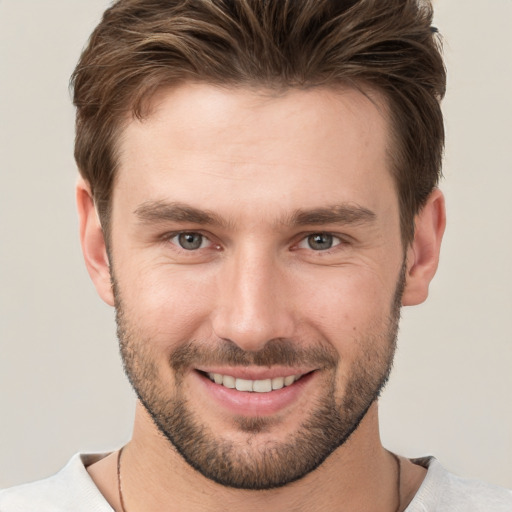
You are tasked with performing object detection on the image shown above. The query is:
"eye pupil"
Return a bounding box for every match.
[178,233,203,250]
[308,233,333,250]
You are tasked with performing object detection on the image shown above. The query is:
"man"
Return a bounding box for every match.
[1,0,510,510]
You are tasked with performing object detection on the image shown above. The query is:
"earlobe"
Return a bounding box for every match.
[402,188,446,306]
[76,177,115,306]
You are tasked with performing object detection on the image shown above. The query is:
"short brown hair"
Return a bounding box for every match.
[72,0,445,243]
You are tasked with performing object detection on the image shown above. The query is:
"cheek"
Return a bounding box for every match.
[295,266,396,344]
[116,264,218,351]
[114,247,401,357]
[301,268,395,324]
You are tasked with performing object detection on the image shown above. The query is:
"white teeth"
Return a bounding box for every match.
[222,375,236,389]
[284,375,296,386]
[253,379,272,393]
[207,372,302,392]
[235,378,253,392]
[271,376,284,390]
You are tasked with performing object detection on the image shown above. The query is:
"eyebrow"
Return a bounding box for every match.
[134,201,230,228]
[134,201,376,228]
[289,205,376,227]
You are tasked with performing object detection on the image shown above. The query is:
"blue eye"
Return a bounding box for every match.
[297,233,342,251]
[174,232,207,250]
[308,233,334,250]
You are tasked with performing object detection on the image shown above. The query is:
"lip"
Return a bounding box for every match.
[193,369,316,417]
[195,366,314,381]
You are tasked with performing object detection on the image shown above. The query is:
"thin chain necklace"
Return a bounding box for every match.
[117,446,127,512]
[390,450,403,512]
[117,446,402,512]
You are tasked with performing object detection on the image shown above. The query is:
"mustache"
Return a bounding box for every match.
[170,338,339,373]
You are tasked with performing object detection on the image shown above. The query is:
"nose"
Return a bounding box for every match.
[211,243,295,352]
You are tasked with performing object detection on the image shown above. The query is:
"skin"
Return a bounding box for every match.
[78,83,445,511]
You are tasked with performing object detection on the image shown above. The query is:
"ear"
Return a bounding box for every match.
[76,177,115,306]
[402,188,446,306]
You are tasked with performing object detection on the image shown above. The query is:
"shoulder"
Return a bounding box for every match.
[407,456,512,512]
[0,453,113,512]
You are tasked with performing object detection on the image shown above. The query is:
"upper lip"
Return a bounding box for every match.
[195,366,315,380]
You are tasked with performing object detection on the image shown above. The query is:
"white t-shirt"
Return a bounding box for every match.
[1,454,511,511]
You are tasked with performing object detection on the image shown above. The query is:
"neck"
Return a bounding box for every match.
[113,402,400,512]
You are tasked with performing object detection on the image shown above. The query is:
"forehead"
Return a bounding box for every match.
[114,83,396,221]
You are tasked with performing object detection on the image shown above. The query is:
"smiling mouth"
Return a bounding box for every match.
[204,372,306,393]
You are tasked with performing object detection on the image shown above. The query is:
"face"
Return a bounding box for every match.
[109,84,406,489]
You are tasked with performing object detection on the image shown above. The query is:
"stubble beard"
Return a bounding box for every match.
[114,266,405,490]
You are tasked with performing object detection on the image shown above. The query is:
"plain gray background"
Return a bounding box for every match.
[1,0,511,489]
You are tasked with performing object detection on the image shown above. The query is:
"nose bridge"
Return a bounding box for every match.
[212,240,293,351]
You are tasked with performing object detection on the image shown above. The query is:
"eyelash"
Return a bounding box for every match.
[165,232,217,251]
[163,231,348,253]
[295,233,344,252]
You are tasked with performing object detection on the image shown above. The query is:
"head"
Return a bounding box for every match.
[73,0,446,491]
[72,0,445,245]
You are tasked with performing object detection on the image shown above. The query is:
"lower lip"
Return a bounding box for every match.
[194,371,315,417]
